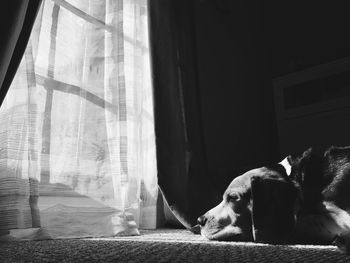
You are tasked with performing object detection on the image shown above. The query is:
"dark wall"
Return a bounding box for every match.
[193,0,350,192]
[267,0,350,77]
[193,0,278,191]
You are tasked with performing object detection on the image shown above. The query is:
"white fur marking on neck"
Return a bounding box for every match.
[279,157,292,176]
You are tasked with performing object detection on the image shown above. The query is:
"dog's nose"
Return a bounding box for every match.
[197,215,207,226]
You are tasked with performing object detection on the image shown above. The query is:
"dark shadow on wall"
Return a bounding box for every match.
[193,0,350,193]
[193,0,279,193]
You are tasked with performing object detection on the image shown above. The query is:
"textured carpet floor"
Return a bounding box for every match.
[1,229,350,262]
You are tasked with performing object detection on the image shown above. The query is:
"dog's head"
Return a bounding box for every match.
[198,165,298,243]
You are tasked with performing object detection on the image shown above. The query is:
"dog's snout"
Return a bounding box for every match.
[197,215,208,226]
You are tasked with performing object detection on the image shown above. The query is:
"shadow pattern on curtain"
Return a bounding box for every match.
[0,0,157,240]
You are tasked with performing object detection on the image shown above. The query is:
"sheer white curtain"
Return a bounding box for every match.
[0,0,157,239]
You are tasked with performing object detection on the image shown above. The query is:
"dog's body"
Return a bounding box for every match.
[198,146,350,253]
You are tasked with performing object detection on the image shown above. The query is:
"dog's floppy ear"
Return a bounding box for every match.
[250,176,297,244]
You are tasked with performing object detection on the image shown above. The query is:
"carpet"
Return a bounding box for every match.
[1,229,349,262]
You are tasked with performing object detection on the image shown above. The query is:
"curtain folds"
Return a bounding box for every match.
[0,0,43,107]
[148,0,220,228]
[0,0,157,240]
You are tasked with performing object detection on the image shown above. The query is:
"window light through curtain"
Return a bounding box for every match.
[0,0,157,239]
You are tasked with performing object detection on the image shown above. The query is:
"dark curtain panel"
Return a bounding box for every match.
[0,0,42,107]
[148,0,220,228]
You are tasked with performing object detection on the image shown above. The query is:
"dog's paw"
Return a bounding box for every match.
[333,231,350,254]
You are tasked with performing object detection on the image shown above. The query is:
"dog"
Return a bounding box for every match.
[197,146,350,254]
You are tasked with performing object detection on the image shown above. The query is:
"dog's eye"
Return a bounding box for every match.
[227,194,240,202]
